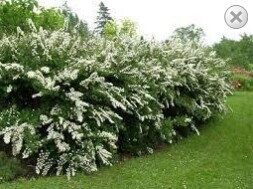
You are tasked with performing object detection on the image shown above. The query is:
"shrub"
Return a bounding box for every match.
[232,74,253,90]
[0,22,231,179]
[230,66,253,90]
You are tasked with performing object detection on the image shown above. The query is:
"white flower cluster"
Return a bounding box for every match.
[0,121,35,156]
[35,151,53,176]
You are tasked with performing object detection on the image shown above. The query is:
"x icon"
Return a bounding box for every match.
[230,11,242,23]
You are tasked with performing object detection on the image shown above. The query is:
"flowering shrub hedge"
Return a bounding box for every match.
[0,23,231,178]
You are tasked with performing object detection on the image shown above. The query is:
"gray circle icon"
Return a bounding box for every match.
[225,5,248,29]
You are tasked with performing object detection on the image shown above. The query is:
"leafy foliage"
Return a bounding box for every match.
[104,19,137,39]
[0,0,64,35]
[0,151,23,182]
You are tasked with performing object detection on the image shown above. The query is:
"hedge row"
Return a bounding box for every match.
[0,23,231,178]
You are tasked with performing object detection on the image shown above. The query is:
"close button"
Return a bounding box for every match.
[225,5,248,29]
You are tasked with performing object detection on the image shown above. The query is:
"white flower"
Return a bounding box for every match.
[27,71,36,78]
[40,115,53,125]
[191,124,200,136]
[147,147,154,154]
[0,122,35,156]
[99,131,118,141]
[6,85,12,93]
[3,132,11,144]
[17,27,24,36]
[40,66,50,74]
[96,145,112,165]
[0,63,24,72]
[56,141,70,152]
[32,92,43,98]
[185,118,192,123]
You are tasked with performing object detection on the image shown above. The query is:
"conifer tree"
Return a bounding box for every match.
[95,1,113,35]
[62,1,89,38]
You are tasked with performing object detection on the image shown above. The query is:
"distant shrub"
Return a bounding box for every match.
[0,22,231,179]
[232,74,253,90]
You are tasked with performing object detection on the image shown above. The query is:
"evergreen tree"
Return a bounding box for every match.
[62,1,89,39]
[95,1,113,35]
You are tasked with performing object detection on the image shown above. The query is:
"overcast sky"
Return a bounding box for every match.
[38,0,253,44]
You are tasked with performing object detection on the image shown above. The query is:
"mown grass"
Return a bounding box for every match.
[1,92,253,189]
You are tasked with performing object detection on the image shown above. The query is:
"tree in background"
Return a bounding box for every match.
[120,19,137,36]
[171,24,205,45]
[0,0,65,35]
[95,1,113,35]
[103,19,137,39]
[36,8,65,31]
[62,1,89,39]
[213,34,253,69]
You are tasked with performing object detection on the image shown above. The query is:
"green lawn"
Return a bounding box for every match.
[1,92,253,189]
